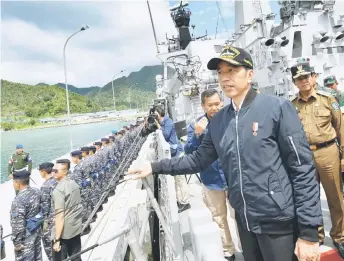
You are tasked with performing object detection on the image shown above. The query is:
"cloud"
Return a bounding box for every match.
[1,1,177,87]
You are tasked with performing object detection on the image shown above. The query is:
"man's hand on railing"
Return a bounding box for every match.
[126,163,153,180]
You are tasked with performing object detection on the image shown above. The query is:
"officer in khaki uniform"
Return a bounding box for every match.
[290,62,344,257]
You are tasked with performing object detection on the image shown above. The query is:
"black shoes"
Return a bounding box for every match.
[333,241,344,258]
[224,254,235,261]
[178,203,191,213]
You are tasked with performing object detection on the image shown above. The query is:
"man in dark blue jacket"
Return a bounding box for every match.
[154,106,191,213]
[184,89,236,261]
[128,46,322,261]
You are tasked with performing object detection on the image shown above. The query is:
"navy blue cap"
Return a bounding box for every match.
[80,147,90,152]
[94,141,102,146]
[16,144,23,149]
[89,145,96,151]
[101,138,109,142]
[38,162,54,170]
[13,170,30,180]
[70,150,82,157]
[109,135,115,139]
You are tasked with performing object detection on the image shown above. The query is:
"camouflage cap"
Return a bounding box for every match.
[291,63,312,79]
[324,75,337,86]
[207,46,254,70]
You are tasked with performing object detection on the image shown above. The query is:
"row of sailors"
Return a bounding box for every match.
[8,118,146,261]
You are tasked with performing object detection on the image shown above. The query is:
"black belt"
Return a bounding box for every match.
[310,138,336,150]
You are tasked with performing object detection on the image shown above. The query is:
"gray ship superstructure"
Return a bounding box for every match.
[228,0,344,97]
[154,0,344,125]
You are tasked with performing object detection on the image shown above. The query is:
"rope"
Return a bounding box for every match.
[215,12,220,39]
[216,1,230,37]
[146,0,160,54]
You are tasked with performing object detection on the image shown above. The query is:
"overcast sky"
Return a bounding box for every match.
[1,0,279,87]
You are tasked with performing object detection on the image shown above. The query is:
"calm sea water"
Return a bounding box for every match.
[0,120,127,183]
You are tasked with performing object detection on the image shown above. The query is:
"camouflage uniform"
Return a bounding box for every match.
[86,154,98,211]
[0,224,5,260]
[80,157,93,219]
[40,177,57,260]
[10,187,42,261]
[70,163,91,224]
[92,151,104,206]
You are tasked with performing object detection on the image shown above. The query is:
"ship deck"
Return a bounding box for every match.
[181,175,340,261]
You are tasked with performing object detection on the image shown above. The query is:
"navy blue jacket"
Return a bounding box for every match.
[184,115,227,190]
[160,115,183,157]
[152,89,322,241]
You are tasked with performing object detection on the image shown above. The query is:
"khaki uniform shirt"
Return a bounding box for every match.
[291,89,344,159]
[52,177,82,240]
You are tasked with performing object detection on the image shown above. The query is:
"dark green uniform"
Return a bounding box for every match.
[8,152,32,176]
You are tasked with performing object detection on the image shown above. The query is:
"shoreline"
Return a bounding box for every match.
[2,113,146,132]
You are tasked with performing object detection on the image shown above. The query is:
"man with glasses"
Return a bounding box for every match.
[291,63,344,257]
[51,159,83,261]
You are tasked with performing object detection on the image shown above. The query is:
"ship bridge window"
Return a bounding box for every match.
[292,31,302,58]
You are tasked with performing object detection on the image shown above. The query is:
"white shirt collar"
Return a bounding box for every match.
[232,100,244,111]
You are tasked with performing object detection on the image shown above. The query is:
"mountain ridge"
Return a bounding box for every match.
[35,65,163,96]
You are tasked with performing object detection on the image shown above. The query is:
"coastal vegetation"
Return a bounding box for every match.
[1,65,162,131]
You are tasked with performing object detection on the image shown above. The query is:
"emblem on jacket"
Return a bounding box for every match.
[252,122,258,136]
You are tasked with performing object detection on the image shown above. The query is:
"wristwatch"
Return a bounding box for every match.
[53,238,60,243]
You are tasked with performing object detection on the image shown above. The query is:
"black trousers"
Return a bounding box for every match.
[52,234,81,261]
[236,216,298,261]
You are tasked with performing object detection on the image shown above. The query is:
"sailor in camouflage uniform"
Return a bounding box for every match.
[38,162,57,261]
[0,223,5,260]
[92,142,104,211]
[323,75,344,107]
[10,170,42,261]
[89,146,96,155]
[8,144,32,179]
[80,147,96,220]
[70,150,91,235]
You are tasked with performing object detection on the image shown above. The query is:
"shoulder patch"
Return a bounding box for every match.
[316,90,331,97]
[332,102,340,111]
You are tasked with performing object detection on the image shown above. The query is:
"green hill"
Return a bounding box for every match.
[1,80,101,119]
[1,65,162,130]
[56,83,101,96]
